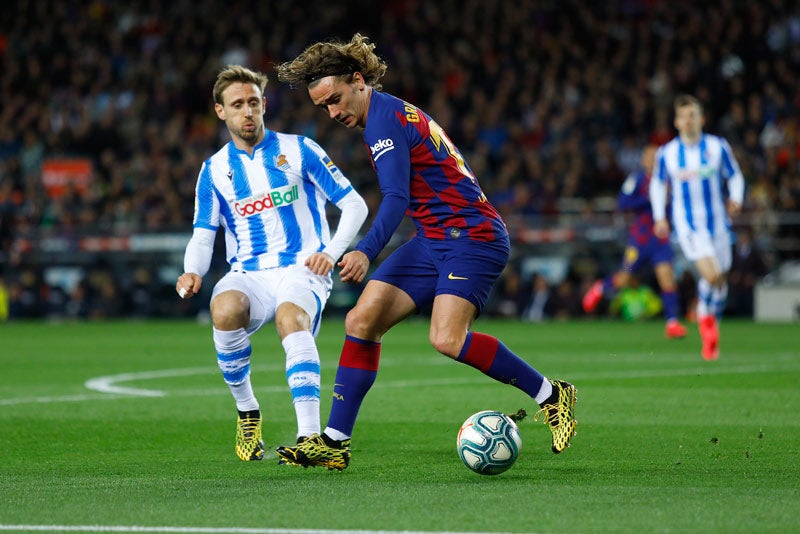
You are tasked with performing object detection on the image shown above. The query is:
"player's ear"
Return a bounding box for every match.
[353,72,365,90]
[215,102,225,120]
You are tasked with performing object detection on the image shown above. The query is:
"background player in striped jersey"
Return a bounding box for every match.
[274,34,577,470]
[583,144,687,339]
[175,65,368,461]
[650,94,745,360]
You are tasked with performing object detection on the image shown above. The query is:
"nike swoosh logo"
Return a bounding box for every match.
[448,273,469,280]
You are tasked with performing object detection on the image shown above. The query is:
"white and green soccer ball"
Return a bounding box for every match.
[457,410,521,475]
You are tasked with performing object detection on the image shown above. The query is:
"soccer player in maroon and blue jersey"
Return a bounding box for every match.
[583,145,687,339]
[274,34,577,470]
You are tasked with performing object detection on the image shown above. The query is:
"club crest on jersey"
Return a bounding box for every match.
[234,184,299,217]
[274,154,291,171]
[370,138,395,161]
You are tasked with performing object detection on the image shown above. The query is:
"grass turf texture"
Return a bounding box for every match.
[1,319,798,533]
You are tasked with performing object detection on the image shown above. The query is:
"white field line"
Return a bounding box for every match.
[0,357,798,407]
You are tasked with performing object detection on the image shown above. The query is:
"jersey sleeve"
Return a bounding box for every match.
[617,171,650,212]
[298,136,368,261]
[193,160,220,231]
[355,109,412,261]
[649,147,669,222]
[299,136,356,203]
[719,138,745,205]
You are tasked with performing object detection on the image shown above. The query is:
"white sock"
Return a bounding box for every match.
[213,327,259,412]
[534,377,553,405]
[712,283,728,319]
[283,331,321,438]
[229,380,259,412]
[324,427,351,442]
[697,278,712,318]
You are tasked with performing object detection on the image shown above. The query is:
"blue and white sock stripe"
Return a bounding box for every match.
[713,284,728,319]
[286,360,320,402]
[217,346,252,385]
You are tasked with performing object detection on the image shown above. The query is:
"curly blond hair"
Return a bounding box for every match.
[276,33,387,90]
[213,65,268,105]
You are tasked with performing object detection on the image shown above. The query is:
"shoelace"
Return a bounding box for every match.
[238,419,260,440]
[533,403,561,427]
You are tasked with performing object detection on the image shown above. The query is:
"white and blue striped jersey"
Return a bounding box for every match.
[192,130,359,272]
[650,134,745,237]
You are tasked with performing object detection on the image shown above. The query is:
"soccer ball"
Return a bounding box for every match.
[457,410,521,475]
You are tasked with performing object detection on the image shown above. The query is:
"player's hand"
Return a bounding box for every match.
[305,252,335,275]
[338,250,370,284]
[176,273,202,299]
[727,200,742,217]
[653,219,670,239]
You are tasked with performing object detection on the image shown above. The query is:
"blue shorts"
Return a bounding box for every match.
[622,236,674,272]
[371,235,511,314]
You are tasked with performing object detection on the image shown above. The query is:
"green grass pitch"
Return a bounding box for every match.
[1,318,799,533]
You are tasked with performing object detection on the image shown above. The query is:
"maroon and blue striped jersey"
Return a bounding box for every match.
[354,90,507,261]
[618,169,669,247]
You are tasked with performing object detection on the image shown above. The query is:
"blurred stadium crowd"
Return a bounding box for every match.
[0,0,798,321]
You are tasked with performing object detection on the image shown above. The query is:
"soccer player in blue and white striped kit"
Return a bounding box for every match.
[650,94,745,360]
[176,65,368,461]
[274,34,577,470]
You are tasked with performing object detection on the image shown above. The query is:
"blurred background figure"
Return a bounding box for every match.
[583,144,687,338]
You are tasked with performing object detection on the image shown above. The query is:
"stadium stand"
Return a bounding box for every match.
[0,0,798,320]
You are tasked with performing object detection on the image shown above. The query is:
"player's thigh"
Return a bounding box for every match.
[213,270,277,334]
[434,238,509,315]
[676,231,715,263]
[274,265,332,338]
[371,237,439,311]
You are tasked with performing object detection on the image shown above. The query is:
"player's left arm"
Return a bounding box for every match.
[300,138,369,275]
[618,171,651,212]
[720,138,745,217]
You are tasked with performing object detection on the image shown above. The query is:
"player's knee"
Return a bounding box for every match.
[275,303,310,338]
[344,306,379,338]
[210,292,249,330]
[429,332,462,359]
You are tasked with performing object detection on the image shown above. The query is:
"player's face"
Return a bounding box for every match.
[215,82,266,147]
[674,103,704,141]
[308,74,369,129]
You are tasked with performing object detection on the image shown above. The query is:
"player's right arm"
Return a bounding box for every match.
[649,146,670,238]
[177,227,216,298]
[177,161,219,299]
[354,104,412,263]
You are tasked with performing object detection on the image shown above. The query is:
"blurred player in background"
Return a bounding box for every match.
[583,144,687,339]
[175,65,368,461]
[650,94,745,360]
[274,34,577,471]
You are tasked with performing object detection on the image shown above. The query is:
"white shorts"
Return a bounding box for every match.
[212,265,333,337]
[676,230,733,271]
